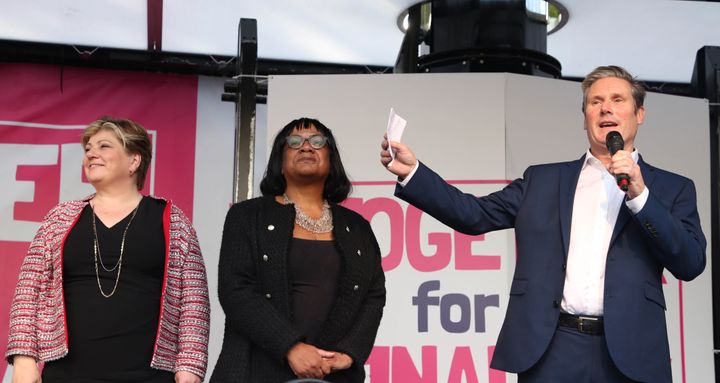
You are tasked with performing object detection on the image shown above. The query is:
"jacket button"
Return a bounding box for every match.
[553,300,560,308]
[357,249,362,256]
[346,226,350,232]
[262,254,268,262]
[562,263,566,271]
[265,293,271,299]
[267,225,275,231]
[353,285,359,291]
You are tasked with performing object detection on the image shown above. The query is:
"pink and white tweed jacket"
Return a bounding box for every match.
[5,196,210,379]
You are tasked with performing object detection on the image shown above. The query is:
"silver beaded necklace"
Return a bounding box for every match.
[91,201,140,298]
[283,193,333,233]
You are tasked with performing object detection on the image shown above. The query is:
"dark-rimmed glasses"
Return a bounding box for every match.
[285,134,328,149]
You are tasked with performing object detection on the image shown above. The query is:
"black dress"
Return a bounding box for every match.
[42,196,174,383]
[289,238,363,383]
[248,237,343,381]
[287,237,341,342]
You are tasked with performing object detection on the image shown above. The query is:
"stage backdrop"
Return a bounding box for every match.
[0,64,713,382]
[266,73,714,383]
[0,63,236,381]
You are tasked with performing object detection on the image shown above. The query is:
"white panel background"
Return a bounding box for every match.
[504,74,714,382]
[268,73,512,382]
[264,73,713,382]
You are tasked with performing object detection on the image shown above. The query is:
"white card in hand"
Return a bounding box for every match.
[386,108,407,160]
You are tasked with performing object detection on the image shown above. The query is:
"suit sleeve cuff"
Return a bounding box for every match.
[626,186,649,214]
[397,161,420,187]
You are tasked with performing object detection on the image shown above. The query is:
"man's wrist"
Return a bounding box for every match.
[398,161,420,187]
[626,186,649,214]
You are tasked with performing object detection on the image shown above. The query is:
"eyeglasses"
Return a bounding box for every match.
[285,134,328,149]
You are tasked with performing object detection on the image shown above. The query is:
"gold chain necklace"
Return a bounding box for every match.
[91,201,140,298]
[283,194,333,233]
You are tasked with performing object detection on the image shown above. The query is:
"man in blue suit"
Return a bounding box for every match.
[379,66,706,382]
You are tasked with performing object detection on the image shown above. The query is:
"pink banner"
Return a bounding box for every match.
[0,63,199,374]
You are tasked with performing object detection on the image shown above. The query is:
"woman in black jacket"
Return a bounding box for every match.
[210,118,386,382]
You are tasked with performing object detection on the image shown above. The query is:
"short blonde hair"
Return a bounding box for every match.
[82,117,152,190]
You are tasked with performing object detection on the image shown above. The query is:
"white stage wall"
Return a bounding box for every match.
[266,72,714,383]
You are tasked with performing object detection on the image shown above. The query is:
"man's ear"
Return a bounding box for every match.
[636,105,646,125]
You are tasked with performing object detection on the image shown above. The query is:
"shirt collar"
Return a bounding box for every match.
[583,148,640,170]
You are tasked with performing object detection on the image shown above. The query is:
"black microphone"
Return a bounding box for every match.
[605,131,630,192]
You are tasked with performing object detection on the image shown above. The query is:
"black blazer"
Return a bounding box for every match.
[210,196,386,383]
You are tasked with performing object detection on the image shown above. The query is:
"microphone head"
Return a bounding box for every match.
[605,131,624,155]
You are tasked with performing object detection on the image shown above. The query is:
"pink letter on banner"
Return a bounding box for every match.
[406,206,451,272]
[448,346,479,383]
[0,63,199,375]
[13,163,61,222]
[343,197,405,272]
[365,346,390,383]
[392,346,438,382]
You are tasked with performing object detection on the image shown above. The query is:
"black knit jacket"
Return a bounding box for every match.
[209,196,386,383]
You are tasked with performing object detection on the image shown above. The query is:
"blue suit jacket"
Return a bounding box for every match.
[395,156,706,383]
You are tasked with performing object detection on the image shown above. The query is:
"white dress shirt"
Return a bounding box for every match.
[561,149,647,316]
[399,151,649,316]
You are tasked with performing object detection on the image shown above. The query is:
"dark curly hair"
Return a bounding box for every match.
[260,118,352,203]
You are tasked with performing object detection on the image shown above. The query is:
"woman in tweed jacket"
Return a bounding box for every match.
[6,118,210,383]
[210,118,386,382]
